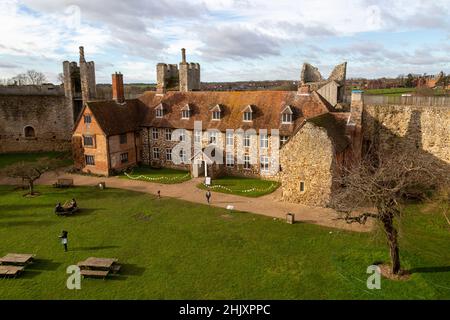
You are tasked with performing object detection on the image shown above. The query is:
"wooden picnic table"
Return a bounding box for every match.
[78,257,118,269]
[0,253,35,266]
[77,257,121,279]
[0,265,25,277]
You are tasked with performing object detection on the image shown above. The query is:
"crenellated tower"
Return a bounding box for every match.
[63,46,97,122]
[179,48,200,92]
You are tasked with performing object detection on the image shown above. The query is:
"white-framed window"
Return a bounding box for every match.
[280,136,288,145]
[282,113,293,124]
[152,147,160,159]
[243,154,251,169]
[209,131,218,144]
[243,111,252,122]
[155,106,164,118]
[85,155,95,165]
[244,133,251,148]
[260,133,268,149]
[120,152,129,164]
[260,155,269,172]
[179,149,187,163]
[226,152,234,167]
[165,128,172,141]
[226,132,233,146]
[194,130,202,143]
[179,129,186,142]
[182,109,190,119]
[166,148,172,161]
[212,111,221,120]
[152,128,159,140]
[300,181,305,193]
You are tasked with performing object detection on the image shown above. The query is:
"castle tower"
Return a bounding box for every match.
[156,63,179,94]
[179,48,200,92]
[79,46,96,103]
[62,46,97,123]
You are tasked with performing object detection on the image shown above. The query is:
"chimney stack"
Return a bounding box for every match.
[112,72,125,103]
[79,46,86,63]
[181,48,186,64]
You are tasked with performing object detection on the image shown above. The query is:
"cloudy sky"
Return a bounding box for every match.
[0,0,449,83]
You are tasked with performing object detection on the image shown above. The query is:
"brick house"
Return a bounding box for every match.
[72,54,360,206]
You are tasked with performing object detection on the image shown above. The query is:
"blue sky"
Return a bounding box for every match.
[0,0,449,84]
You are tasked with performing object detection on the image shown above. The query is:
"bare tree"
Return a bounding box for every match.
[331,152,449,275]
[26,70,47,85]
[10,73,28,85]
[57,73,64,85]
[2,159,60,195]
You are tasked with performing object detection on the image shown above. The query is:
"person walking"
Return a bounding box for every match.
[59,230,68,252]
[206,190,212,204]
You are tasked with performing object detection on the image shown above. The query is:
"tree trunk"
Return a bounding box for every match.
[381,214,401,274]
[29,180,34,195]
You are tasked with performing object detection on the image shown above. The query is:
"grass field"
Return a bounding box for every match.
[364,88,416,96]
[120,166,191,184]
[0,185,449,299]
[197,176,280,197]
[0,152,72,170]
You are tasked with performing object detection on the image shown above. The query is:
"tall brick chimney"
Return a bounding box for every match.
[112,72,124,103]
[181,48,186,64]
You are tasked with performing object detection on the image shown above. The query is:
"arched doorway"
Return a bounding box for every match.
[24,126,35,138]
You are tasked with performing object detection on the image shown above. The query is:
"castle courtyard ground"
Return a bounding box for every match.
[0,170,371,232]
[0,185,449,299]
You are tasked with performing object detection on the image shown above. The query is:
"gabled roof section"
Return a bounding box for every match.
[209,104,222,112]
[82,99,143,136]
[242,104,254,113]
[281,105,293,114]
[307,113,350,153]
[181,103,191,111]
[155,103,164,110]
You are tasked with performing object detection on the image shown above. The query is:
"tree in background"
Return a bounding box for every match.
[2,158,60,196]
[5,70,48,86]
[404,73,415,88]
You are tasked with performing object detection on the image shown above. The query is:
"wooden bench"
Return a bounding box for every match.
[80,269,109,279]
[0,265,24,278]
[53,178,74,188]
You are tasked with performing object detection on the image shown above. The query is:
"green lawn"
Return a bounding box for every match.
[0,185,449,299]
[364,88,416,96]
[0,152,73,170]
[197,176,280,197]
[119,166,191,184]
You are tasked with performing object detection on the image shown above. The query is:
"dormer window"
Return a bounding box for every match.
[242,105,253,122]
[155,104,164,118]
[281,106,293,124]
[181,104,191,119]
[211,104,222,121]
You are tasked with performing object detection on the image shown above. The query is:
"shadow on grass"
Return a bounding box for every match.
[409,266,450,274]
[120,263,146,276]
[20,270,43,279]
[29,259,62,271]
[71,245,120,252]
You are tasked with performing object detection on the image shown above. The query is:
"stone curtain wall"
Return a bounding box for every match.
[363,104,450,164]
[0,95,73,153]
[280,122,336,207]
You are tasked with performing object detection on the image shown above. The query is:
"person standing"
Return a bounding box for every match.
[206,190,212,204]
[59,230,68,252]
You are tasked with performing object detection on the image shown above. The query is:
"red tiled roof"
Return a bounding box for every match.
[138,90,330,135]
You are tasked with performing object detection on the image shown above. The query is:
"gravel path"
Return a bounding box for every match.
[0,170,372,232]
